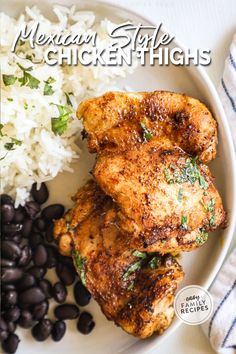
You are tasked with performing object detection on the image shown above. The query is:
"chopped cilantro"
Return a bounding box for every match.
[177,188,184,203]
[208,198,216,226]
[163,168,174,184]
[0,153,7,161]
[2,74,17,86]
[210,214,216,226]
[72,249,86,285]
[123,260,143,281]
[181,215,188,230]
[4,138,22,151]
[26,53,35,61]
[43,77,56,96]
[127,281,135,291]
[196,230,208,245]
[50,103,72,136]
[0,124,4,137]
[169,163,177,170]
[207,198,215,213]
[140,122,153,141]
[149,256,161,269]
[65,92,73,106]
[17,63,40,89]
[7,98,13,102]
[132,250,147,259]
[17,63,33,72]
[163,157,209,190]
[24,101,28,110]
[199,175,209,190]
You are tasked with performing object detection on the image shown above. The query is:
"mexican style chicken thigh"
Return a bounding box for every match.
[53,90,225,338]
[77,91,217,163]
[54,181,184,338]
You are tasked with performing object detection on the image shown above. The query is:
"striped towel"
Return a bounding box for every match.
[201,33,236,354]
[218,32,236,141]
[201,248,236,353]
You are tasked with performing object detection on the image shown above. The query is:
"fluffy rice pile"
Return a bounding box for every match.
[0,5,135,206]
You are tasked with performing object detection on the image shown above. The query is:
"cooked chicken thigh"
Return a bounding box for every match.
[94,138,225,252]
[54,181,184,338]
[77,91,217,163]
[53,90,225,339]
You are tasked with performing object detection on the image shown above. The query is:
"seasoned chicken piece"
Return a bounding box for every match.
[77,91,217,163]
[94,139,225,252]
[54,181,184,338]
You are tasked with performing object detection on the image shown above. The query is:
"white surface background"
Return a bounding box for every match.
[98,0,236,353]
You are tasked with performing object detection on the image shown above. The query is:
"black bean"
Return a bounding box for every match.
[33,217,47,232]
[4,307,20,323]
[0,317,8,331]
[1,259,15,268]
[51,320,66,342]
[17,273,36,292]
[0,194,14,205]
[1,268,23,283]
[32,319,52,341]
[27,266,46,279]
[58,255,74,268]
[54,304,79,320]
[2,241,21,261]
[22,219,33,238]
[31,183,49,205]
[45,224,54,243]
[2,333,20,353]
[52,282,67,304]
[3,234,22,244]
[45,246,58,268]
[77,312,95,335]
[2,224,23,236]
[12,206,25,224]
[2,284,15,292]
[0,330,8,342]
[33,244,47,266]
[7,322,16,334]
[1,204,15,223]
[25,201,40,219]
[29,233,43,249]
[42,204,64,221]
[18,310,33,328]
[2,291,18,308]
[18,245,32,267]
[19,287,46,305]
[56,262,75,286]
[74,281,91,307]
[32,300,48,321]
[38,279,52,299]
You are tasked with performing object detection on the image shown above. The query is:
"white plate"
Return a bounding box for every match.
[2,1,236,353]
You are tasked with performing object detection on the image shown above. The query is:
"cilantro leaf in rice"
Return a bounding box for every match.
[0,6,136,206]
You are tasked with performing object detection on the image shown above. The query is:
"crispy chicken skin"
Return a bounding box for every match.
[77,91,217,163]
[94,139,225,252]
[54,181,184,338]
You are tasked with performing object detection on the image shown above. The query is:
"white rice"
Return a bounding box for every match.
[0,5,135,206]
